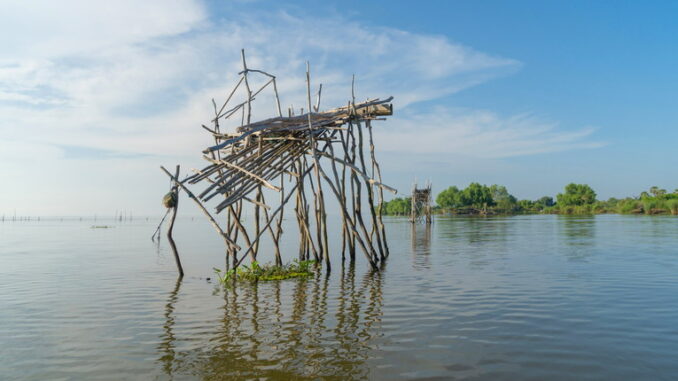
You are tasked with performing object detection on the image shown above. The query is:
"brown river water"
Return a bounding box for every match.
[2,214,678,380]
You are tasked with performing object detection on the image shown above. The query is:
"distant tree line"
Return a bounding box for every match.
[381,183,678,216]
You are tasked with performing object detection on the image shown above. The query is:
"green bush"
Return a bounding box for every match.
[414,182,678,216]
[382,197,411,215]
[213,260,317,284]
[592,202,608,214]
[642,199,669,214]
[575,204,594,214]
[667,199,678,215]
[617,199,641,214]
[557,183,596,206]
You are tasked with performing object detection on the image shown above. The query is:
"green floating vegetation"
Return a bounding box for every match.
[213,260,316,284]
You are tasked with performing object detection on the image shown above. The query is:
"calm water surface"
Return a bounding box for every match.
[2,215,678,380]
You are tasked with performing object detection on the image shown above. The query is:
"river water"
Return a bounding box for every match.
[2,215,678,380]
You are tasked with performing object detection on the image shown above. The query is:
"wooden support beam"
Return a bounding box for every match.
[234,163,316,268]
[160,166,241,251]
[316,152,398,194]
[167,165,184,277]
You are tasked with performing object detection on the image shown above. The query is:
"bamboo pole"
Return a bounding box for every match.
[272,78,283,118]
[274,175,285,265]
[314,84,322,112]
[347,120,377,262]
[161,55,397,272]
[296,158,318,261]
[409,182,414,222]
[367,120,390,257]
[338,130,349,261]
[316,164,378,270]
[315,152,397,194]
[166,165,184,277]
[151,209,170,242]
[234,163,316,268]
[159,166,240,251]
[355,119,385,260]
[259,190,282,266]
[306,62,330,271]
[347,123,357,260]
[241,49,252,126]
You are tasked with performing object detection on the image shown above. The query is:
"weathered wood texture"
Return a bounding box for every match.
[160,50,395,272]
[410,182,433,224]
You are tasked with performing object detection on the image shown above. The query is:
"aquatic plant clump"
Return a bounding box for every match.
[214,260,317,284]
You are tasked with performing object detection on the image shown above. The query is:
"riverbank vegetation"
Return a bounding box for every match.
[381,183,678,216]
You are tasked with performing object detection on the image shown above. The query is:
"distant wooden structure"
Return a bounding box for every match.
[160,50,396,273]
[410,182,432,224]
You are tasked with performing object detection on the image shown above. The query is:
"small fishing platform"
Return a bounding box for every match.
[160,50,396,274]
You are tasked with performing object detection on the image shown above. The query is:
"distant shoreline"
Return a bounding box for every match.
[381,183,678,217]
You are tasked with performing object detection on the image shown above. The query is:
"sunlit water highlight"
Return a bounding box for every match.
[2,215,678,380]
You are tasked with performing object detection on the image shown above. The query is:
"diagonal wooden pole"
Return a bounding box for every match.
[166,165,184,277]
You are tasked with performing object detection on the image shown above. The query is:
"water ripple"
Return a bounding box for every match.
[2,216,678,380]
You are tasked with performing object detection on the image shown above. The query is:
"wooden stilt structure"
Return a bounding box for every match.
[159,50,396,273]
[165,165,184,277]
[410,182,432,224]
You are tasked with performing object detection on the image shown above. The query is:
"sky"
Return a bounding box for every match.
[1,0,677,216]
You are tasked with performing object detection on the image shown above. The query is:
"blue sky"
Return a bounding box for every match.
[1,0,677,216]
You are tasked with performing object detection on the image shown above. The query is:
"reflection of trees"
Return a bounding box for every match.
[157,263,384,379]
[558,215,596,261]
[436,216,510,246]
[560,216,595,242]
[411,223,432,269]
[433,216,513,270]
[463,216,510,245]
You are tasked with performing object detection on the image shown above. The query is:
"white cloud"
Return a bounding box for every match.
[0,0,206,59]
[0,4,520,156]
[378,108,605,159]
[0,0,600,214]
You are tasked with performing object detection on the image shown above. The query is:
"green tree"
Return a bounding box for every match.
[649,186,667,198]
[535,196,555,208]
[517,199,535,212]
[460,183,494,210]
[490,184,517,211]
[556,183,596,206]
[604,197,620,209]
[382,197,411,215]
[436,186,462,209]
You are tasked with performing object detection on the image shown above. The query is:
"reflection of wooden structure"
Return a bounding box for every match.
[160,50,396,272]
[158,265,383,379]
[410,182,432,224]
[411,223,432,269]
